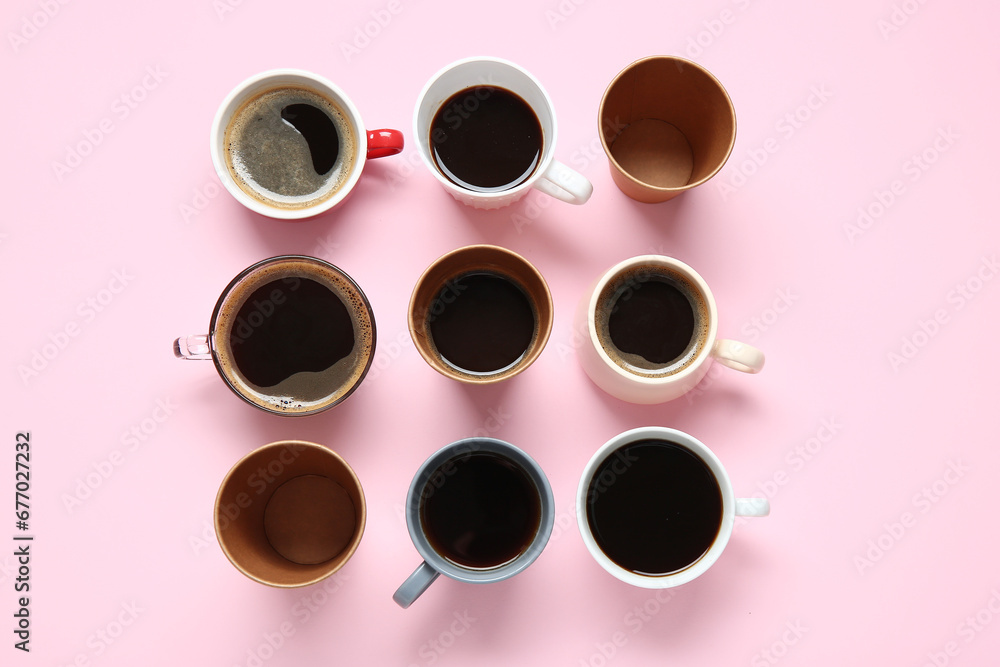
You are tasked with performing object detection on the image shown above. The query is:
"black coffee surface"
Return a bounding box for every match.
[229,277,355,388]
[587,440,723,575]
[608,277,695,367]
[280,103,339,175]
[430,86,542,192]
[428,272,534,374]
[421,453,541,569]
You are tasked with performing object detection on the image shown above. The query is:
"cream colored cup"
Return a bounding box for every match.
[576,255,763,404]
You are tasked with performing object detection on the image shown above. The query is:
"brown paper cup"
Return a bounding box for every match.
[214,440,366,587]
[408,245,553,384]
[599,56,736,203]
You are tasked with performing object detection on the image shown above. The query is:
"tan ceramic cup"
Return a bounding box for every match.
[215,440,366,587]
[408,245,553,384]
[599,56,736,203]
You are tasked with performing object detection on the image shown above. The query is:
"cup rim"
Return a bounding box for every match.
[411,55,559,202]
[576,426,736,588]
[598,55,736,193]
[214,439,367,588]
[586,254,719,385]
[208,254,376,416]
[404,437,555,584]
[407,244,554,384]
[209,68,368,220]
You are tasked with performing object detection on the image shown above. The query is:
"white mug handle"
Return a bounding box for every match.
[711,339,765,374]
[736,497,770,517]
[533,159,593,205]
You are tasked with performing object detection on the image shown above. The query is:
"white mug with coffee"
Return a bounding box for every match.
[413,56,593,210]
[211,69,403,219]
[578,426,769,588]
[575,255,764,404]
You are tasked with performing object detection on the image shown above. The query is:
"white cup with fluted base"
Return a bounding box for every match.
[413,56,593,210]
[576,255,764,404]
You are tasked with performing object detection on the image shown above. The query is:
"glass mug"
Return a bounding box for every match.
[173,255,375,416]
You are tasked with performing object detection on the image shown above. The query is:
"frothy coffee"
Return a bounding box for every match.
[224,86,357,210]
[211,257,374,414]
[595,266,709,377]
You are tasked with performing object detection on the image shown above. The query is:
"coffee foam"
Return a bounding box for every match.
[224,86,357,210]
[213,259,374,414]
[594,266,710,378]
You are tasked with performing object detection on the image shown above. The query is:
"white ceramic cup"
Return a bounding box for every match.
[575,255,764,404]
[577,426,769,588]
[211,69,403,220]
[413,56,593,210]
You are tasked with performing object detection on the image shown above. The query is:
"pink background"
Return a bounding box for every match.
[4,0,999,665]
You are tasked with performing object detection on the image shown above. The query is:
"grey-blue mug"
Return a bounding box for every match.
[393,438,554,608]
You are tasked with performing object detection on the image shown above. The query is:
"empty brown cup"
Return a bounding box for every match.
[599,56,736,203]
[214,440,366,587]
[408,245,553,384]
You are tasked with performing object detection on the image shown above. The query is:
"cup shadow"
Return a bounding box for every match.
[571,529,771,652]
[229,160,407,259]
[395,566,539,651]
[416,374,519,441]
[441,191,594,264]
[350,157,401,203]
[201,376,380,461]
[223,204,337,258]
[570,357,760,434]
[618,192,700,252]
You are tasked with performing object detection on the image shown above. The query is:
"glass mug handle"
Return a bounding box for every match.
[711,339,765,374]
[533,159,594,205]
[173,335,212,360]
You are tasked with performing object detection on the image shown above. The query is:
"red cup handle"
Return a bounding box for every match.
[367,129,404,159]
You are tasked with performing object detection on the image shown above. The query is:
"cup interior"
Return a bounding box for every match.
[599,57,735,190]
[215,441,366,587]
[414,58,556,190]
[405,438,554,584]
[210,69,367,219]
[577,427,736,588]
[408,245,553,383]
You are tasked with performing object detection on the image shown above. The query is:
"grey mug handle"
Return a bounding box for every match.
[393,561,440,609]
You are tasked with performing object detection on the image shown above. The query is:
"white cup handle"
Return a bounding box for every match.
[711,339,765,374]
[736,497,770,517]
[533,159,593,205]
